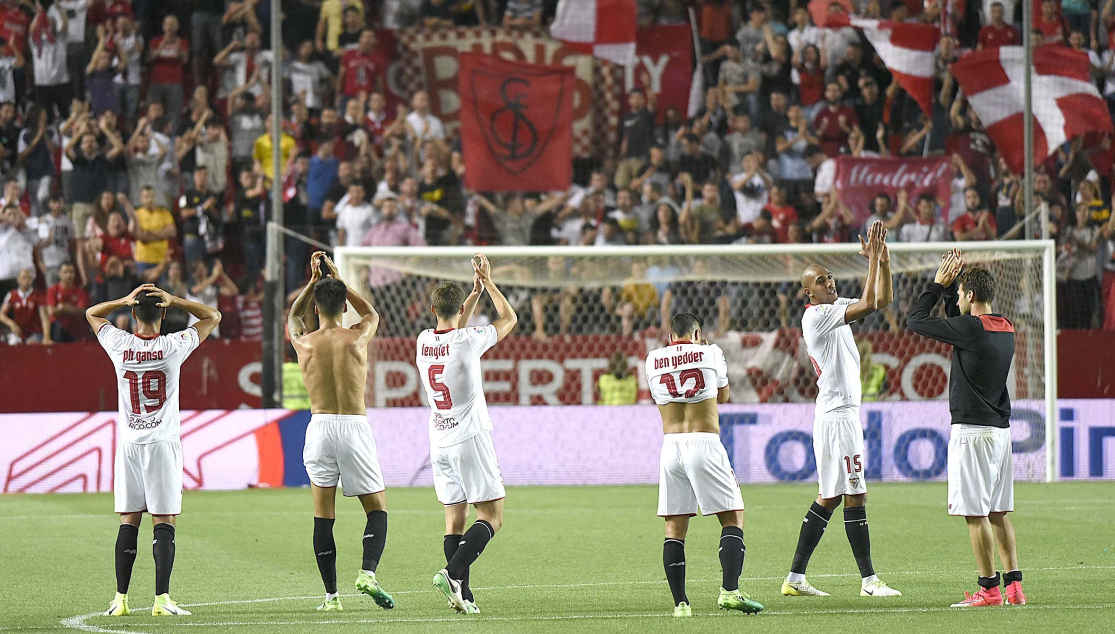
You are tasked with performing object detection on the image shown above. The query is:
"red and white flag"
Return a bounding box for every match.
[830,15,939,116]
[951,46,1113,174]
[550,0,636,65]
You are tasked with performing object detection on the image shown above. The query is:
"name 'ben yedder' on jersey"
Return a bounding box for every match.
[646,341,729,405]
[801,298,861,415]
[416,325,500,447]
[96,323,201,444]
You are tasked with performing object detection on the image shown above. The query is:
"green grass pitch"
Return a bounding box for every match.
[1,482,1113,633]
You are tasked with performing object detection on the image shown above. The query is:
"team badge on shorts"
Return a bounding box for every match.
[849,475,860,489]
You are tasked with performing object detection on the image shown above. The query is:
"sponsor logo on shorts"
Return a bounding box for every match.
[432,413,459,431]
[127,414,163,431]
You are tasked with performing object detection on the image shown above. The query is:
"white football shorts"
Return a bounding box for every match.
[114,439,183,516]
[432,429,506,506]
[814,413,869,499]
[657,432,744,517]
[303,414,385,497]
[948,424,1014,517]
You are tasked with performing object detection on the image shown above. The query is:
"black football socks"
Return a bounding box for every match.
[443,534,474,602]
[152,523,175,596]
[313,517,338,594]
[115,524,139,594]
[719,526,746,591]
[446,520,494,582]
[844,506,875,578]
[362,511,388,573]
[663,538,688,606]
[1003,570,1023,585]
[978,572,1002,590]
[790,502,833,576]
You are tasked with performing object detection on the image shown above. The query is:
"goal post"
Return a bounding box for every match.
[335,241,1058,483]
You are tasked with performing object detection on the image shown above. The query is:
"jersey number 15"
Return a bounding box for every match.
[660,369,705,399]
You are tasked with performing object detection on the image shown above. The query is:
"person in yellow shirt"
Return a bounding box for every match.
[598,351,638,405]
[858,340,888,402]
[316,0,365,55]
[613,261,657,337]
[253,115,297,181]
[124,187,177,280]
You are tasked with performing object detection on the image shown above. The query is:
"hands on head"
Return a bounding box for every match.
[128,283,173,308]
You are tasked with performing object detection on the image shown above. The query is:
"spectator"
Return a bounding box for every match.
[180,167,221,264]
[58,0,89,97]
[113,15,142,121]
[475,191,565,246]
[952,186,997,241]
[729,152,772,227]
[336,30,385,108]
[806,143,835,201]
[67,116,124,226]
[229,168,268,281]
[29,1,70,120]
[361,195,424,247]
[1036,0,1065,45]
[787,6,822,56]
[417,156,461,245]
[316,0,364,57]
[288,40,333,112]
[777,106,820,197]
[0,267,47,344]
[680,176,727,244]
[0,102,19,173]
[0,204,36,297]
[859,190,910,242]
[192,0,226,85]
[45,261,88,342]
[725,114,765,175]
[735,5,766,54]
[813,82,858,157]
[420,0,455,28]
[899,193,952,242]
[764,184,799,243]
[792,43,826,121]
[503,0,542,28]
[719,43,760,120]
[195,119,230,194]
[146,15,189,132]
[18,106,59,217]
[126,186,176,279]
[597,350,637,404]
[648,201,684,245]
[96,211,135,307]
[125,117,168,207]
[228,85,267,175]
[234,274,265,341]
[677,133,717,184]
[335,181,377,246]
[85,34,123,117]
[253,114,296,181]
[1059,203,1102,329]
[979,2,1020,48]
[405,90,446,142]
[615,88,656,189]
[187,259,236,338]
[808,193,854,243]
[215,31,272,101]
[33,194,75,285]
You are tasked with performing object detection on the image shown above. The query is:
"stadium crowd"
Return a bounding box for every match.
[0,0,1114,346]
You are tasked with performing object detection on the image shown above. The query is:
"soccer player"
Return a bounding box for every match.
[783,222,902,598]
[646,313,764,617]
[289,252,395,612]
[906,250,1026,607]
[417,254,517,614]
[87,284,222,617]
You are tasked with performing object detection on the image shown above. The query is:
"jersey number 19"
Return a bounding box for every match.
[123,370,167,414]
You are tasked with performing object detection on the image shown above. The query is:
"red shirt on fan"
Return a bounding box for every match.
[99,234,134,268]
[340,49,383,97]
[813,105,858,158]
[1037,17,1065,44]
[5,287,44,337]
[951,210,996,239]
[764,203,799,243]
[978,23,1020,49]
[46,282,90,339]
[0,6,30,54]
[88,0,134,28]
[148,35,188,84]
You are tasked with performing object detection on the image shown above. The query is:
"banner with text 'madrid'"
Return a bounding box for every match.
[833,156,954,227]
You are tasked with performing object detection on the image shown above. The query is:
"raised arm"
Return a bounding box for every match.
[85,284,152,333]
[844,222,884,322]
[321,253,379,340]
[876,241,893,308]
[459,274,484,326]
[473,253,517,342]
[906,249,972,347]
[288,252,323,339]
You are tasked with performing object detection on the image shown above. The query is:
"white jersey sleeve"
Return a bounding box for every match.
[646,342,727,405]
[97,324,198,444]
[801,297,855,336]
[801,298,861,414]
[416,326,498,448]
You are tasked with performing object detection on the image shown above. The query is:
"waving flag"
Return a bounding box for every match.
[829,15,939,116]
[550,0,637,65]
[951,46,1113,174]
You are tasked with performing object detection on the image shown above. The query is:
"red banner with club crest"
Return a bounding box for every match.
[458,53,575,192]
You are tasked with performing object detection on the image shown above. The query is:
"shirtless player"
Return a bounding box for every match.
[289,252,394,612]
[645,312,763,617]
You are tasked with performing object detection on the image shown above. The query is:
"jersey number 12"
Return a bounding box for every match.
[660,369,705,399]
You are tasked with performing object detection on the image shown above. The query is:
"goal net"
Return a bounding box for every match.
[335,242,1057,483]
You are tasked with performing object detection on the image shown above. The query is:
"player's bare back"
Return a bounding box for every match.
[293,327,369,416]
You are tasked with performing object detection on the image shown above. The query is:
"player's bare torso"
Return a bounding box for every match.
[658,399,721,435]
[292,327,369,416]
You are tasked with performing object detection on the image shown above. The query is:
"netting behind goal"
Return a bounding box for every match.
[335,243,1056,483]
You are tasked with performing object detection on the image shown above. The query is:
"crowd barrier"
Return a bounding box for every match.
[2,401,1112,495]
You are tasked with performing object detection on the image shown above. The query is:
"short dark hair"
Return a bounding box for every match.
[133,291,164,324]
[917,192,937,204]
[431,282,466,319]
[670,312,702,338]
[313,278,348,317]
[804,144,826,159]
[959,266,995,303]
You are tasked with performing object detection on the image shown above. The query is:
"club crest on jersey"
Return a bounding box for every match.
[849,475,861,489]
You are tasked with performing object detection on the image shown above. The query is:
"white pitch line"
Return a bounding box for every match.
[59,564,1115,633]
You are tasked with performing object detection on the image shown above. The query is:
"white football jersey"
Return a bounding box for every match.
[96,324,201,444]
[415,325,499,448]
[645,341,729,405]
[801,298,861,415]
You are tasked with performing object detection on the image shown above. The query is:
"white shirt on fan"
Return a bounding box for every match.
[415,325,499,448]
[645,341,729,405]
[801,298,861,416]
[96,324,201,444]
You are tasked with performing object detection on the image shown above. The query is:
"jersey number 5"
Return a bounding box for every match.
[123,370,168,414]
[428,365,453,410]
[660,369,706,399]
